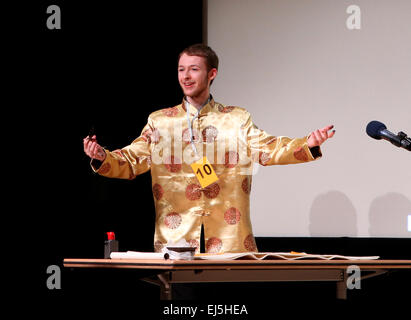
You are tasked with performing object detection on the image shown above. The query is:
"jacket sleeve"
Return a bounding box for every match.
[90,118,154,179]
[243,112,321,166]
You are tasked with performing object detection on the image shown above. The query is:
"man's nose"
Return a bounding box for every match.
[183,71,190,80]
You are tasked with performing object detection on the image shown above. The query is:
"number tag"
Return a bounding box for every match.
[190,156,219,188]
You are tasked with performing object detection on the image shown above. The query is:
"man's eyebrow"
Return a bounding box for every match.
[178,64,201,68]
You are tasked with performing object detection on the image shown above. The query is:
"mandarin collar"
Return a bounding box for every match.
[183,95,215,115]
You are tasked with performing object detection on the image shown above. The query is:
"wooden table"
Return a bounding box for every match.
[63,258,411,300]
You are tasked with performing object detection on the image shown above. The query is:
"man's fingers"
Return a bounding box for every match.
[91,142,99,157]
[309,125,335,147]
[318,129,328,141]
[320,125,336,139]
[87,141,94,156]
[84,139,93,154]
[84,136,91,151]
[312,131,321,144]
[313,130,323,142]
[83,135,103,160]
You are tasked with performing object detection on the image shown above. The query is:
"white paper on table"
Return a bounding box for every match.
[194,252,380,260]
[110,251,166,259]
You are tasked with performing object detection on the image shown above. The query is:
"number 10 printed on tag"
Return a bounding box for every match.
[190,156,219,188]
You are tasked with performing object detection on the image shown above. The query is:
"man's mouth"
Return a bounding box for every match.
[184,82,195,88]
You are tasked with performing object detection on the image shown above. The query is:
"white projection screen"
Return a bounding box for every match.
[207,0,411,237]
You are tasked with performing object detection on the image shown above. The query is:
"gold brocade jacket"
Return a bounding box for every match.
[91,98,321,253]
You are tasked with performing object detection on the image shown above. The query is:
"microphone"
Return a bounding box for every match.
[366,121,411,151]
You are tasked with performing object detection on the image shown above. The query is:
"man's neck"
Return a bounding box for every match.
[186,92,211,110]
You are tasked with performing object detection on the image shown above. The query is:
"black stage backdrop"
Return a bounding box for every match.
[29,0,203,268]
[10,0,409,314]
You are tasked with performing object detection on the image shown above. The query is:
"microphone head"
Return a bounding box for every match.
[366,121,387,140]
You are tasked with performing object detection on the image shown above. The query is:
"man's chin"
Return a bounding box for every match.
[181,86,207,100]
[183,90,198,99]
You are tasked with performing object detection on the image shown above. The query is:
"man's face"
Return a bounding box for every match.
[178,53,216,98]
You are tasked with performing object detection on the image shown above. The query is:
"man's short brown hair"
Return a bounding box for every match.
[178,44,219,72]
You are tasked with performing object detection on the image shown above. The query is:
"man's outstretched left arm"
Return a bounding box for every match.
[244,112,335,165]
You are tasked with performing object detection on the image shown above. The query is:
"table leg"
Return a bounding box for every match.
[336,270,347,300]
[158,273,172,300]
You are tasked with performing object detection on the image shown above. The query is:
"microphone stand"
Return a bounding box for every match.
[398,132,411,151]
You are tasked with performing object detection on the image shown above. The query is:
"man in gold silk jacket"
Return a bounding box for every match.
[83,44,335,254]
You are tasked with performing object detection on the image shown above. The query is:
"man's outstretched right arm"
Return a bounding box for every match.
[83,121,153,180]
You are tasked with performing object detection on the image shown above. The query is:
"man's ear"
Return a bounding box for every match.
[208,68,218,82]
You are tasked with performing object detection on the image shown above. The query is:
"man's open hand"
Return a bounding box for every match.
[307,125,336,148]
